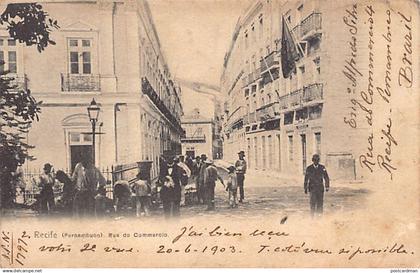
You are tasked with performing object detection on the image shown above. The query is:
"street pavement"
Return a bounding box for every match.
[2,164,370,219]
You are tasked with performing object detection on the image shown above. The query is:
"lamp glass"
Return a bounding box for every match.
[87,99,100,121]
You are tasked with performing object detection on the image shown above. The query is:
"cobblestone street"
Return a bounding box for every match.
[2,164,371,220]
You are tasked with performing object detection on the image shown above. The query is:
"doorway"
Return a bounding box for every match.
[186,150,195,159]
[70,145,92,172]
[300,134,306,174]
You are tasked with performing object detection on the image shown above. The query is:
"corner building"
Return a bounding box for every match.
[0,0,183,179]
[221,0,373,180]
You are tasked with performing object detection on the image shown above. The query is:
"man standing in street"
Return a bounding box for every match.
[39,163,56,214]
[304,154,330,217]
[197,154,208,204]
[71,157,106,218]
[159,156,186,218]
[203,159,224,211]
[235,151,247,203]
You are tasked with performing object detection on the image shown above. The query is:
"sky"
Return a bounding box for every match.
[148,0,253,87]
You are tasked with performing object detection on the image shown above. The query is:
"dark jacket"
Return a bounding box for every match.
[160,163,186,202]
[304,164,330,192]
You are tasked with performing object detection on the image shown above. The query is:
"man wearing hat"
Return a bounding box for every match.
[235,151,247,203]
[197,154,208,204]
[39,163,56,213]
[203,159,224,211]
[304,154,330,217]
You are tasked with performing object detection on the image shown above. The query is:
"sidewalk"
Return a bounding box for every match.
[214,159,365,189]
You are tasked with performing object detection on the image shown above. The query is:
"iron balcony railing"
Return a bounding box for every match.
[181,135,206,143]
[256,101,280,121]
[260,51,279,72]
[141,77,183,133]
[61,73,100,92]
[292,12,322,40]
[243,112,257,125]
[302,83,323,102]
[1,74,28,90]
[277,83,323,109]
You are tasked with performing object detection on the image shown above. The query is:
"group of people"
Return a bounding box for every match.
[157,151,248,218]
[36,157,107,217]
[8,150,330,218]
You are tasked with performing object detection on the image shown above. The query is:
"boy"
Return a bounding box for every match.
[133,171,151,217]
[226,166,238,208]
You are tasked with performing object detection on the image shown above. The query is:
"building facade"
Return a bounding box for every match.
[0,0,183,179]
[181,108,217,160]
[221,0,371,180]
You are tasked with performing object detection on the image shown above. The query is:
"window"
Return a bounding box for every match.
[259,16,264,39]
[314,132,321,155]
[68,39,93,74]
[0,38,18,73]
[288,135,294,161]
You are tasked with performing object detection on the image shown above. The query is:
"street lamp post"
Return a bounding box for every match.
[87,98,100,166]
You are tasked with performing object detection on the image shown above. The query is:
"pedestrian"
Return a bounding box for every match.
[197,154,208,204]
[39,163,56,214]
[304,154,330,217]
[177,155,191,206]
[133,171,151,217]
[55,170,75,213]
[226,166,238,208]
[159,156,186,218]
[203,159,225,211]
[235,151,247,203]
[71,157,106,218]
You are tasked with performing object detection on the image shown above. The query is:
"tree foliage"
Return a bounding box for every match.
[0,3,59,208]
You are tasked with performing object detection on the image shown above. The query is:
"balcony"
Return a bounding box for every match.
[292,12,322,40]
[260,51,279,72]
[243,68,261,87]
[181,135,206,143]
[256,102,280,121]
[289,89,303,106]
[142,77,183,133]
[243,112,257,125]
[278,94,289,109]
[1,74,28,90]
[302,83,323,102]
[277,83,323,110]
[61,73,100,92]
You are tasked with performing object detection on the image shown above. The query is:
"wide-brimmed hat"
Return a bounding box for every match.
[204,159,214,164]
[238,151,245,155]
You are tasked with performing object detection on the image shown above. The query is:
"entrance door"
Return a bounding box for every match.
[301,134,306,174]
[186,150,195,159]
[70,145,92,172]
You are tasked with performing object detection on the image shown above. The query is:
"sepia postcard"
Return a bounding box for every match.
[0,0,418,269]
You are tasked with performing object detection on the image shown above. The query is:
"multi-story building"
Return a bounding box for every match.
[0,0,183,179]
[181,108,217,160]
[221,0,371,180]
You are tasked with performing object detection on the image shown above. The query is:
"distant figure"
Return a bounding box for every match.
[197,154,208,204]
[226,166,238,208]
[38,163,56,214]
[304,154,330,217]
[133,171,151,217]
[203,159,224,211]
[235,151,247,203]
[177,155,191,206]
